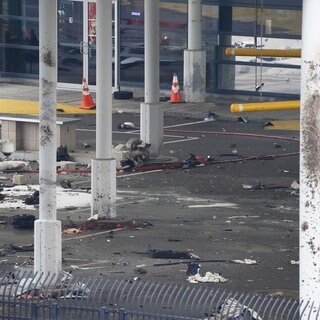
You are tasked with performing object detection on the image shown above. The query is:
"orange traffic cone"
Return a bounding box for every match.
[80,78,96,109]
[169,73,183,103]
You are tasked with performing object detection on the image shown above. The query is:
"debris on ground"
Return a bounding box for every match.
[11,214,35,229]
[211,298,262,320]
[0,243,34,256]
[182,153,206,168]
[232,259,257,265]
[60,179,72,189]
[204,112,216,121]
[148,249,200,260]
[186,262,201,276]
[119,159,136,171]
[62,228,82,235]
[62,219,152,232]
[290,180,299,190]
[118,121,137,129]
[187,271,228,283]
[238,116,248,123]
[82,143,90,148]
[24,190,39,205]
[116,138,151,168]
[57,161,76,171]
[241,183,288,191]
[56,145,70,162]
[0,161,29,171]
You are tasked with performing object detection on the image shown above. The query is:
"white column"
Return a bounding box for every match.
[34,0,61,276]
[91,0,116,219]
[140,0,163,156]
[300,0,320,318]
[183,0,206,103]
[188,0,202,50]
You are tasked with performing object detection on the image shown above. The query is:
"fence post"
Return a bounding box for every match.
[50,303,59,320]
[31,302,38,320]
[100,306,108,320]
[119,308,126,320]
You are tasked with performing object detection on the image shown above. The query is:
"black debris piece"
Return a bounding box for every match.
[61,179,72,189]
[264,121,274,127]
[238,116,248,123]
[183,153,201,168]
[82,143,90,148]
[120,159,136,170]
[4,243,34,253]
[148,249,200,260]
[0,193,5,201]
[186,262,201,276]
[206,156,215,163]
[204,112,216,121]
[57,145,70,162]
[24,190,39,205]
[134,267,148,275]
[11,214,35,229]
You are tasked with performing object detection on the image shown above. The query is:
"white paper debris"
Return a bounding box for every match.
[187,272,228,283]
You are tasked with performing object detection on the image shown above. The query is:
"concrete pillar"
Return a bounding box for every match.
[183,0,206,103]
[91,158,116,219]
[34,0,61,277]
[140,103,163,154]
[300,0,320,318]
[218,6,235,90]
[91,0,116,219]
[141,0,163,156]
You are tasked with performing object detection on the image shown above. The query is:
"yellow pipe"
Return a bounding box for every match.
[225,48,301,58]
[230,100,300,113]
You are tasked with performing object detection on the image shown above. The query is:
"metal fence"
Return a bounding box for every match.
[0,270,317,320]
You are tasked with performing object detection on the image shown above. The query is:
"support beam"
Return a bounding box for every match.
[183,0,206,103]
[226,48,301,58]
[91,0,116,219]
[34,0,61,277]
[300,0,320,318]
[140,0,163,156]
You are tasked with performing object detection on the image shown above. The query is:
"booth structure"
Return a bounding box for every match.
[0,115,79,151]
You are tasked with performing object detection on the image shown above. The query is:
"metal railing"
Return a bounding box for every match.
[0,270,317,319]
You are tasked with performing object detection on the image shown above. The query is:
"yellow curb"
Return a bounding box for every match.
[0,99,97,115]
[264,120,300,131]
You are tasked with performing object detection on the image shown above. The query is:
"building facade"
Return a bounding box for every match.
[0,0,302,97]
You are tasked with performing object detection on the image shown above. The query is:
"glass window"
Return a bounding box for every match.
[0,0,39,76]
[231,7,301,37]
[219,64,300,95]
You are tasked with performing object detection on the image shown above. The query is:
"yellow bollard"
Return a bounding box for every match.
[230,100,300,113]
[225,48,301,58]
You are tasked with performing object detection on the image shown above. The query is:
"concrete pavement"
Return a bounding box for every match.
[0,79,300,297]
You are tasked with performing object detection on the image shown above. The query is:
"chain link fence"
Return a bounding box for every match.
[0,270,316,319]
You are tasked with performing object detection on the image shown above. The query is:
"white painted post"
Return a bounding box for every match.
[144,0,159,104]
[34,0,62,276]
[188,0,202,50]
[300,0,320,318]
[183,0,206,103]
[91,0,116,219]
[140,0,163,156]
